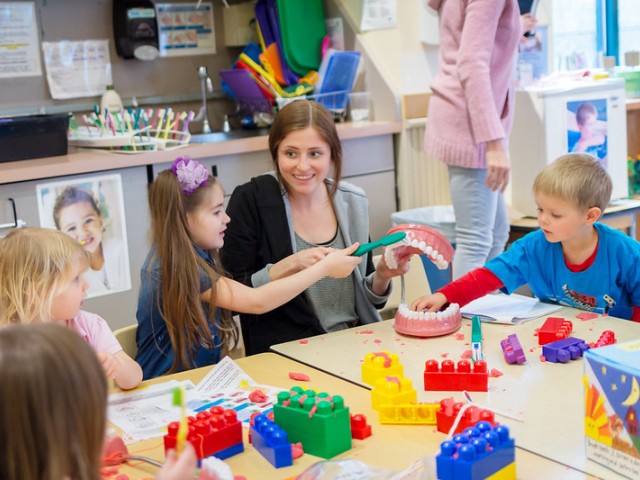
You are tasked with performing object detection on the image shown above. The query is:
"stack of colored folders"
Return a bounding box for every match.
[220,0,360,118]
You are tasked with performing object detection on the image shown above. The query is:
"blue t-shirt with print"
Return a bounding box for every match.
[135,245,222,380]
[485,223,640,319]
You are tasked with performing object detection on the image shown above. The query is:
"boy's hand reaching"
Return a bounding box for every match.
[321,243,362,278]
[411,292,448,312]
[97,351,122,380]
[157,443,197,480]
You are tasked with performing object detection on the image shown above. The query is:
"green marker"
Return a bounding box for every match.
[352,232,407,257]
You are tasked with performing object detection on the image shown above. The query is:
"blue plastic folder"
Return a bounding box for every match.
[317,51,361,112]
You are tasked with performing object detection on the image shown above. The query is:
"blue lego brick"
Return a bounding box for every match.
[542,337,589,363]
[436,421,515,480]
[251,414,293,468]
[211,442,244,460]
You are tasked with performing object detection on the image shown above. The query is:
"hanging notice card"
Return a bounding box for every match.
[41,40,112,99]
[156,2,215,57]
[0,2,42,79]
[360,0,397,31]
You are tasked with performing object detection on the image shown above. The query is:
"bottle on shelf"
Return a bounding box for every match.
[101,85,124,114]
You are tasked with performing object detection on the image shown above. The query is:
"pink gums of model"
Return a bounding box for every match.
[384,223,461,337]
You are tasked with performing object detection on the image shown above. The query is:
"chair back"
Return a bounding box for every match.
[113,324,138,359]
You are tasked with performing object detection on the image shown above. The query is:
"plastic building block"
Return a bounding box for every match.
[500,334,526,365]
[541,337,590,363]
[424,359,488,392]
[537,317,573,345]
[273,386,352,459]
[436,421,515,480]
[371,375,417,411]
[250,414,293,468]
[377,403,439,425]
[361,351,404,386]
[436,398,497,435]
[350,413,372,439]
[590,330,616,348]
[164,406,243,460]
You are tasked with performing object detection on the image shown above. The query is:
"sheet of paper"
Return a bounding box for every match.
[461,293,563,324]
[41,40,112,99]
[0,2,42,78]
[360,0,397,31]
[156,2,215,57]
[195,355,257,394]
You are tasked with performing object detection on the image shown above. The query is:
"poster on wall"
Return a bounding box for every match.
[36,174,131,299]
[156,2,215,57]
[566,98,608,170]
[0,2,42,79]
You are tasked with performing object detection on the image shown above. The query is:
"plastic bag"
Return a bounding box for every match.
[294,457,437,480]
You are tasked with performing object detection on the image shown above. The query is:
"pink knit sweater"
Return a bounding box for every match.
[424,0,521,169]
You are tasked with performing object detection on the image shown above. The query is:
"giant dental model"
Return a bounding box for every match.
[384,224,462,337]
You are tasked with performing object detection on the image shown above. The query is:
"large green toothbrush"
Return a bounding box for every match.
[352,231,407,257]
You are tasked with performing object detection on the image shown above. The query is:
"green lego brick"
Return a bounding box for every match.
[273,386,352,459]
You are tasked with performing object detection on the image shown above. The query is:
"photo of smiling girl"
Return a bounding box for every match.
[37,174,131,298]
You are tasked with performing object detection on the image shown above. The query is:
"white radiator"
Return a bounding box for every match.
[396,119,451,211]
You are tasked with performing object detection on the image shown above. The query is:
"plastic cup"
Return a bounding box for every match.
[349,92,371,122]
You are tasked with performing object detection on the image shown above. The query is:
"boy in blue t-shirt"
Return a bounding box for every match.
[412,153,640,320]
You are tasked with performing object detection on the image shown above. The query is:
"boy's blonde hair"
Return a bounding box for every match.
[0,228,89,325]
[532,153,612,211]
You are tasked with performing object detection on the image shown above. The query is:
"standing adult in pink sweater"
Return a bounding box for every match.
[424,0,521,279]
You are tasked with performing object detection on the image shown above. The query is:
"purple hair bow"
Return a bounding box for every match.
[170,156,208,195]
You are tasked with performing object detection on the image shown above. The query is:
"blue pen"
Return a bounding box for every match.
[471,315,483,363]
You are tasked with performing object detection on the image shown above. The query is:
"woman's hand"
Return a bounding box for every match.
[485,139,510,192]
[370,249,411,295]
[411,292,448,312]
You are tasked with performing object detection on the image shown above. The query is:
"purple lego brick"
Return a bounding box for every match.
[542,337,590,363]
[500,334,526,365]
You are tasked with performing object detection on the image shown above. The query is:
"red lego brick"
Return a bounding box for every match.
[350,413,372,440]
[436,397,497,435]
[590,330,616,348]
[164,406,243,460]
[423,359,488,392]
[538,317,573,345]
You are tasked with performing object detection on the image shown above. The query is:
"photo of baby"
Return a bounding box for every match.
[36,174,131,298]
[567,99,608,169]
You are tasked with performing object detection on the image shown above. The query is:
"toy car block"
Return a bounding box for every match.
[250,414,293,468]
[371,375,417,411]
[361,351,404,386]
[590,330,616,349]
[377,403,439,425]
[500,334,526,365]
[436,421,515,480]
[436,397,497,436]
[273,386,352,459]
[541,337,590,363]
[350,414,372,439]
[537,317,573,345]
[164,406,243,460]
[423,359,488,392]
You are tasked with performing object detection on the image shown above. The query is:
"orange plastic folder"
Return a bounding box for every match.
[276,0,326,75]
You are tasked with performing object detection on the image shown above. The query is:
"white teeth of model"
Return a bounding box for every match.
[425,245,433,255]
[418,240,427,252]
[437,254,444,263]
[436,311,443,320]
[411,239,420,248]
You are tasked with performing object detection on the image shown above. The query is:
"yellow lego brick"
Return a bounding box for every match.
[378,403,439,425]
[486,462,516,480]
[361,351,404,386]
[371,376,416,411]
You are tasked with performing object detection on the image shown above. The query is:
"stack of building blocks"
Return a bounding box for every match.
[361,351,404,386]
[250,414,293,468]
[378,403,440,425]
[542,337,590,363]
[436,398,497,435]
[273,386,352,459]
[371,375,417,411]
[424,359,488,392]
[537,317,573,345]
[500,334,526,365]
[436,421,516,480]
[590,330,616,348]
[164,406,243,460]
[350,414,372,439]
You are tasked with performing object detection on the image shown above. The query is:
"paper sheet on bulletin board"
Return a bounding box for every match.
[360,0,397,31]
[0,2,42,79]
[156,2,215,57]
[41,40,112,99]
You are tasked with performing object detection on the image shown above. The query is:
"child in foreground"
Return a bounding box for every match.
[0,323,194,480]
[136,156,361,379]
[0,228,142,389]
[412,154,640,320]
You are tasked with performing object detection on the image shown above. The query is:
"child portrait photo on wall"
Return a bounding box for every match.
[567,99,608,169]
[36,173,131,298]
